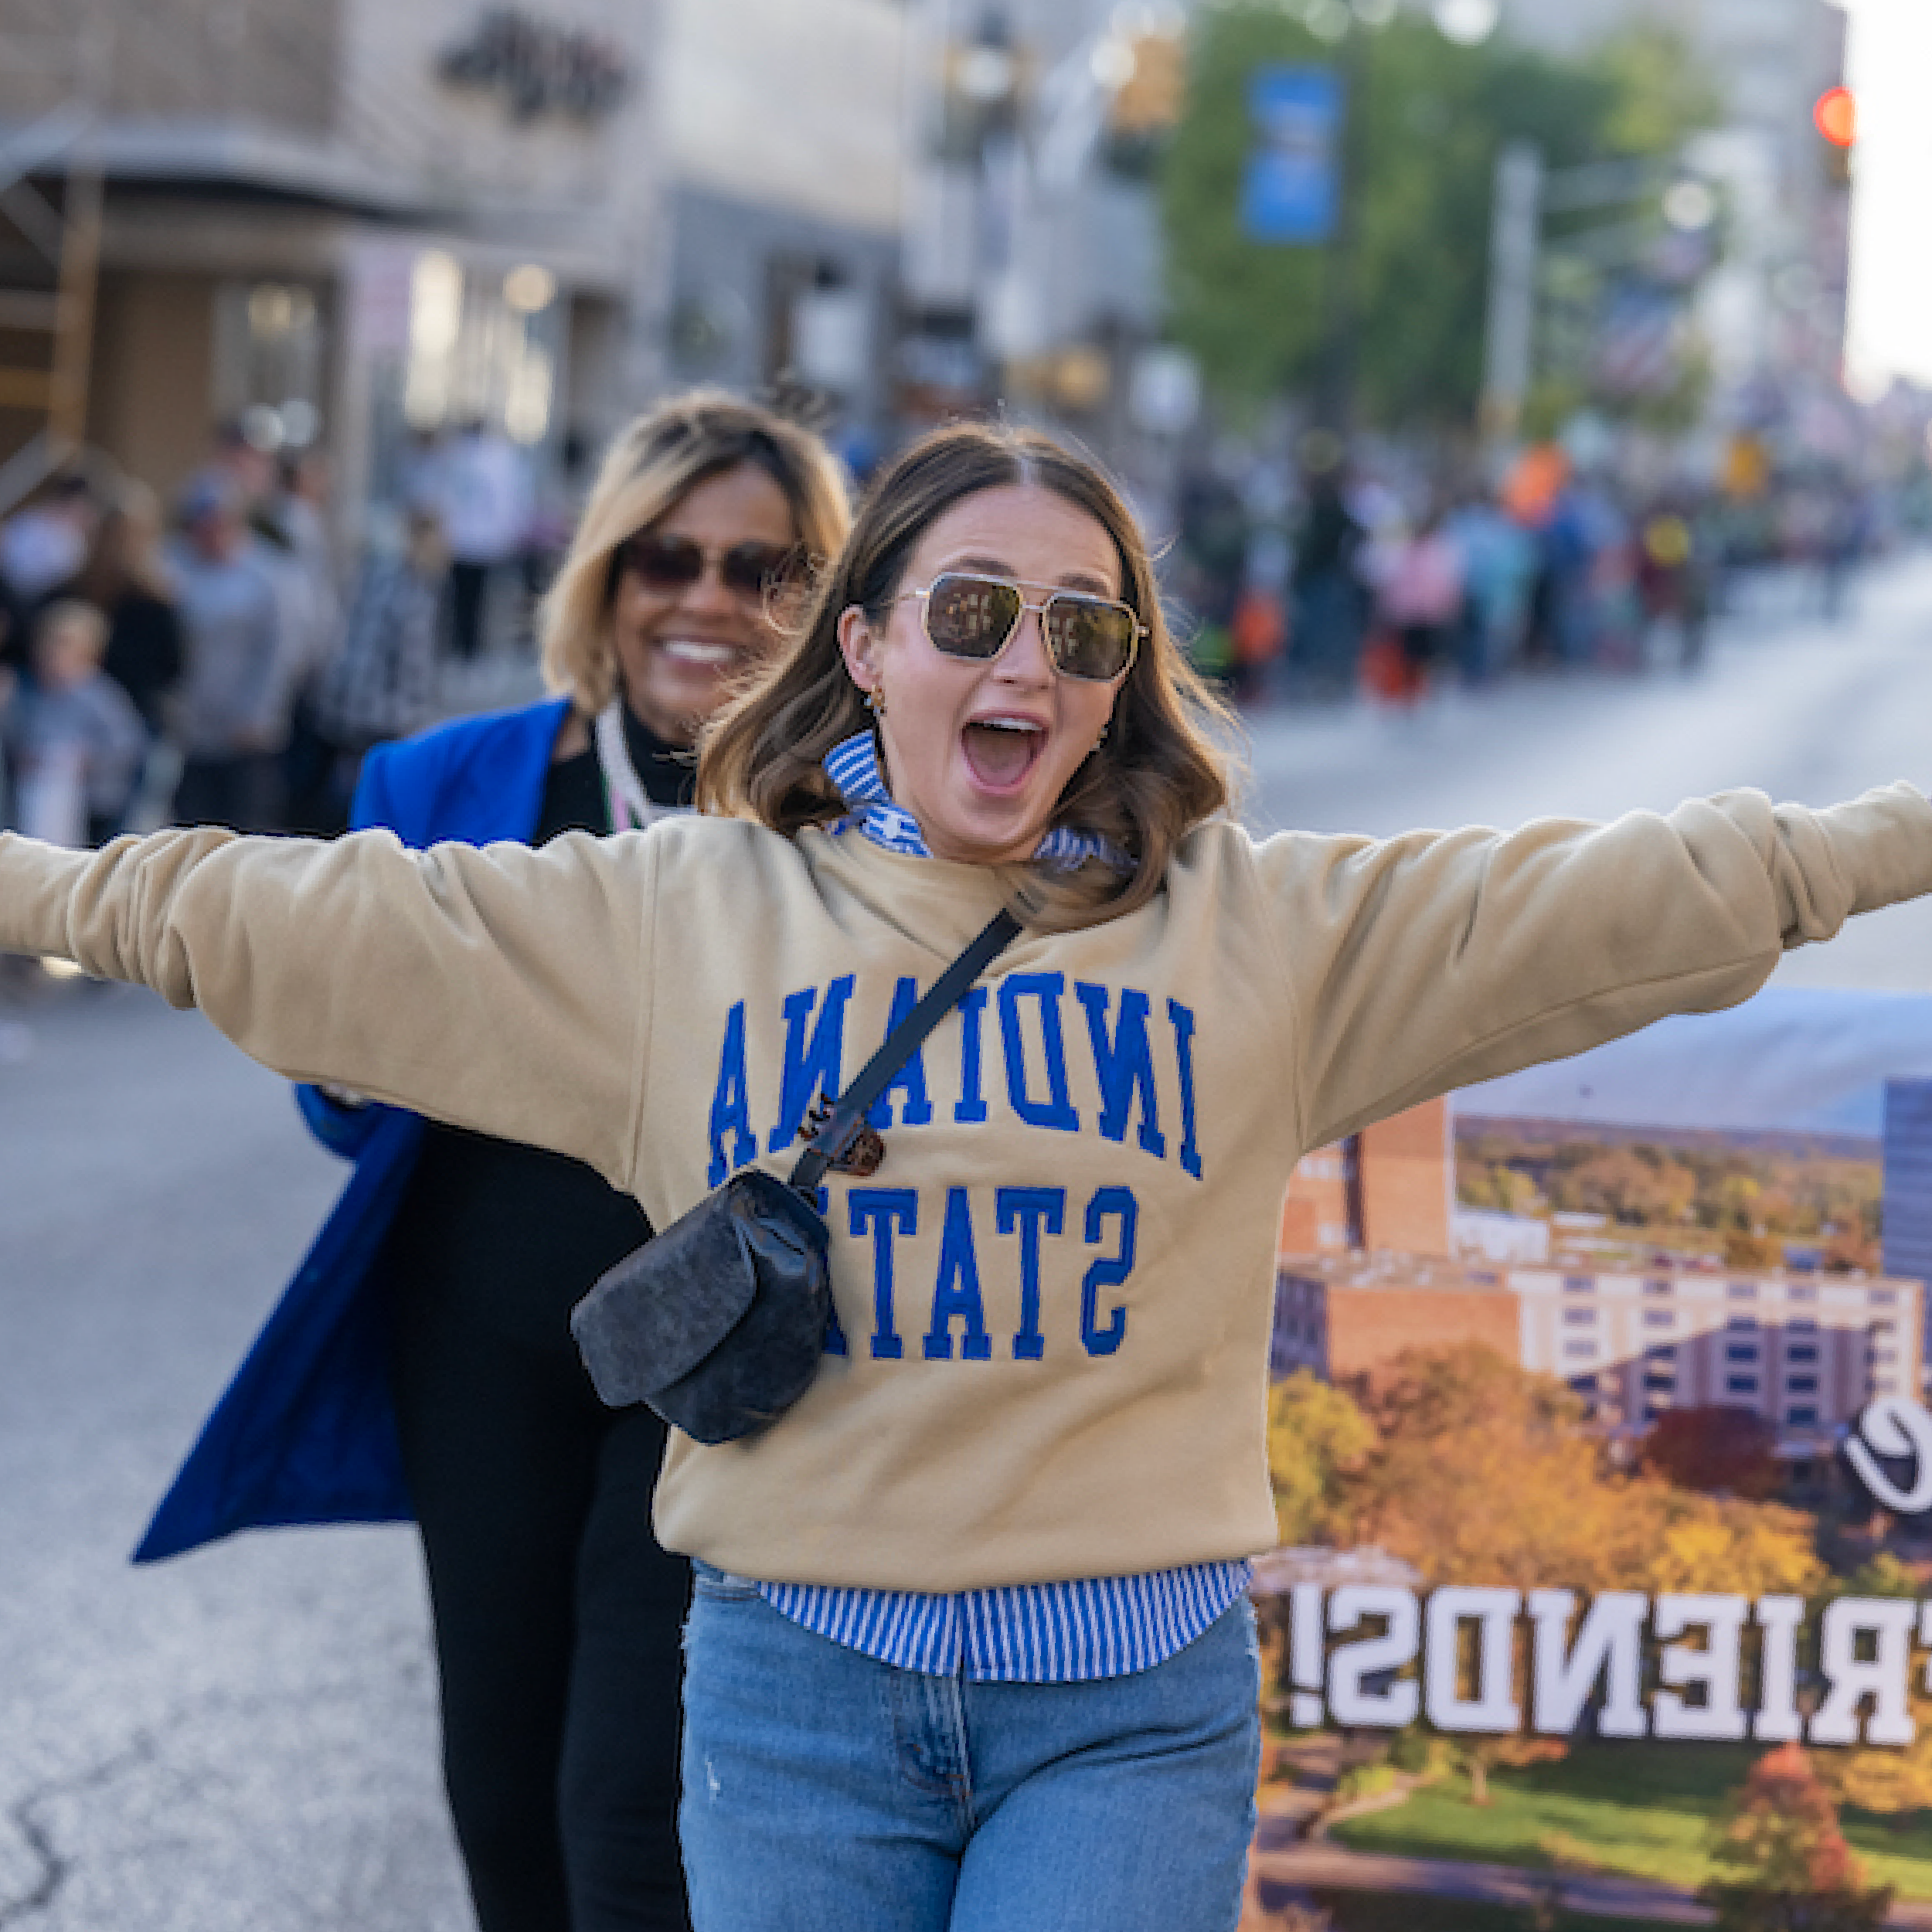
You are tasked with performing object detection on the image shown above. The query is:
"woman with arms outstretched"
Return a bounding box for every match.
[5,420,1930,1932]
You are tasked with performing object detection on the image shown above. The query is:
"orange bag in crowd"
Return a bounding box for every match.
[1360,632,1420,702]
[1231,588,1286,667]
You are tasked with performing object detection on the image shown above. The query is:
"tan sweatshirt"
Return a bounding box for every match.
[3,784,1929,1590]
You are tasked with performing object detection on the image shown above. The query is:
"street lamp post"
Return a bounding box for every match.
[1479,147,1703,446]
[1481,141,1544,439]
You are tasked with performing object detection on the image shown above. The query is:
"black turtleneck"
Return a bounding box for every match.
[535,704,694,841]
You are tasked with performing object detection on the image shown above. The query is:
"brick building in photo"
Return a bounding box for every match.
[1272,1096,1925,1481]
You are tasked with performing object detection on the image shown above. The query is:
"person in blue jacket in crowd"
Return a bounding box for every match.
[135,392,852,1932]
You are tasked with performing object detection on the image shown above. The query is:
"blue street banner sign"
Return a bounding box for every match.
[1241,66,1342,246]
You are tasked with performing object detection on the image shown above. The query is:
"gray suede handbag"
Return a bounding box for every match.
[571,908,1020,1445]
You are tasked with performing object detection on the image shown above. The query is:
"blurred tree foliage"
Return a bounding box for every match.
[1160,9,1719,426]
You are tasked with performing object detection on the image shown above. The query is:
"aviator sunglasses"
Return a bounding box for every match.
[901,571,1145,683]
[618,531,807,600]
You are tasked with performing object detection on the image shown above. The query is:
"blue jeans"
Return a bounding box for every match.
[679,1568,1260,1931]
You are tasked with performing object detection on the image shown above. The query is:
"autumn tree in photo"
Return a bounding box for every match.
[1306,1343,1823,1600]
[1638,1485,1822,1600]
[1334,1343,1631,1592]
[1641,1406,1780,1502]
[1267,1370,1376,1547]
[1332,1349,1584,1586]
[1700,1744,1894,1932]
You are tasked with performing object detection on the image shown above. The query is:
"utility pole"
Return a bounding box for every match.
[1479,145,1690,445]
[1480,140,1543,442]
[1314,21,1370,434]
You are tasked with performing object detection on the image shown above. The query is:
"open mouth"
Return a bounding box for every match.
[961,716,1046,791]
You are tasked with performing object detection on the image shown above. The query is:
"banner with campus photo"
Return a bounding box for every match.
[1257,988,1932,1930]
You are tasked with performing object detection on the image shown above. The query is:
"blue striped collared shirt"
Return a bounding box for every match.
[822,730,1131,874]
[760,1562,1253,1683]
[745,734,1252,1682]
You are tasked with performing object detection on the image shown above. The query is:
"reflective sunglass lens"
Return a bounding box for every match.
[720,543,805,596]
[626,537,803,600]
[1046,597,1136,680]
[926,573,1022,659]
[625,535,703,589]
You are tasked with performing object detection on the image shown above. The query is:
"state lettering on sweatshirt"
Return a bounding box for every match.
[849,1186,916,1360]
[998,1185,1064,1361]
[999,973,1081,1132]
[1081,1186,1138,1356]
[1076,983,1165,1158]
[924,1186,994,1359]
[707,1000,757,1186]
[835,1182,1140,1364]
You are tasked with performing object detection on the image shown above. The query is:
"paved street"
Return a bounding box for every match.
[3,555,1931,1927]
[0,991,468,1930]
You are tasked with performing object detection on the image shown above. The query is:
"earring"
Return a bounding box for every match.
[1095,721,1110,747]
[865,687,886,720]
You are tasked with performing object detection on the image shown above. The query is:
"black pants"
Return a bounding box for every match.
[449,560,492,662]
[173,751,284,832]
[389,1270,692,1932]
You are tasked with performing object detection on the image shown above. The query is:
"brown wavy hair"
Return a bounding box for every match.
[699,420,1236,929]
[539,389,852,714]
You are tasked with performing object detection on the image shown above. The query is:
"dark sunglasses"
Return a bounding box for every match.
[902,571,1143,683]
[618,532,807,600]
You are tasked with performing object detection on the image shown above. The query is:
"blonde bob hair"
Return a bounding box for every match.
[700,420,1236,930]
[539,389,852,714]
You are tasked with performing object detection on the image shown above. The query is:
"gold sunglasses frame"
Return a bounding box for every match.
[896,571,1145,683]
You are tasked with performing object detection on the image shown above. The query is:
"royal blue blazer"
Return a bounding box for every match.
[134,696,574,1563]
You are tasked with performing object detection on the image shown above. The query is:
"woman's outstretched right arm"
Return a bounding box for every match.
[0,825,655,1190]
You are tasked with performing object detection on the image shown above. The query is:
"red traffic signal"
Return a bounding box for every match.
[1814,86,1856,148]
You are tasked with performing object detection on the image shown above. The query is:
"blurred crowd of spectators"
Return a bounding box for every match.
[1173,440,1881,710]
[0,411,1893,854]
[0,422,547,850]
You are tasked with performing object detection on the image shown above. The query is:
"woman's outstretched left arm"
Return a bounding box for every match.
[0,825,655,1189]
[1256,782,1932,1153]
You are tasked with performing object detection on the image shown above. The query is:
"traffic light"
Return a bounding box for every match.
[1813,87,1855,148]
[1813,86,1855,187]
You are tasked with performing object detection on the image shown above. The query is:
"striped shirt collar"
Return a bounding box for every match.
[824,730,1131,873]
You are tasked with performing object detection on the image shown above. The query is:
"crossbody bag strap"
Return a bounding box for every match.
[788,906,1022,1196]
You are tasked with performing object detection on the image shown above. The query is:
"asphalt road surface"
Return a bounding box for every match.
[3,554,1931,1928]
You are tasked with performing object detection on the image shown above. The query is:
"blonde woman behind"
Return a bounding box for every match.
[128,393,849,1932]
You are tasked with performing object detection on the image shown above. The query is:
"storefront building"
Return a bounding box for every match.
[0,0,664,533]
[654,0,906,468]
